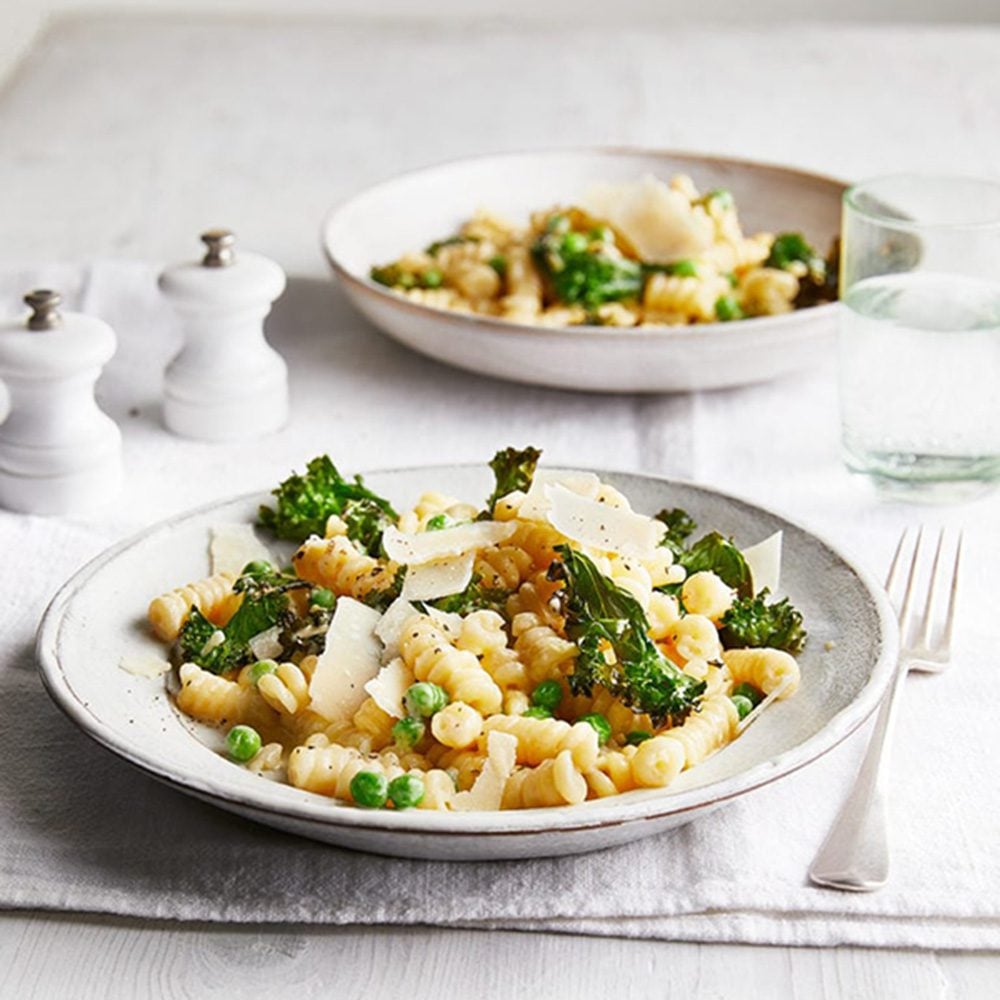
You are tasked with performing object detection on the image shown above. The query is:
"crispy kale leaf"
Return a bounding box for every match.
[766,232,824,275]
[258,455,398,552]
[678,532,754,599]
[430,576,511,617]
[720,589,807,654]
[359,566,407,613]
[655,507,697,558]
[485,446,542,514]
[176,567,304,674]
[549,545,705,726]
[532,215,643,308]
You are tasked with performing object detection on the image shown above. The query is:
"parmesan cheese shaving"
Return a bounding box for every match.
[375,596,420,661]
[451,730,517,812]
[308,598,382,722]
[517,470,601,521]
[743,531,782,595]
[545,483,665,557]
[119,651,172,678]
[401,552,475,601]
[209,523,274,576]
[248,625,283,662]
[382,522,515,565]
[363,657,414,719]
[581,174,714,263]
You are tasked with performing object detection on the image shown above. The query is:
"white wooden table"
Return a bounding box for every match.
[0,15,997,998]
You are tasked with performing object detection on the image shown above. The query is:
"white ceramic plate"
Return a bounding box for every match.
[37,466,896,861]
[321,149,846,393]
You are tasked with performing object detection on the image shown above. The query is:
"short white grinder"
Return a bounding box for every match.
[0,289,122,515]
[159,229,288,441]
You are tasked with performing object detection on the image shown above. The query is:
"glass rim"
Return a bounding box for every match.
[844,172,1000,232]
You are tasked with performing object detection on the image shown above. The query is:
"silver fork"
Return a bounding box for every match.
[808,526,962,892]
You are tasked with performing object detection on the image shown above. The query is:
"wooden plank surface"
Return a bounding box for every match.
[0,913,994,999]
[0,14,997,998]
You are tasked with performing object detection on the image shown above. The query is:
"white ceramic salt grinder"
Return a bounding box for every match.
[0,289,122,515]
[159,229,288,441]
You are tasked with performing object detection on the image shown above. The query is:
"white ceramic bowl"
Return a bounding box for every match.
[321,149,846,393]
[37,466,896,861]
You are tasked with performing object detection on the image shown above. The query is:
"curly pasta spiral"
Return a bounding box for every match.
[482,715,599,771]
[352,696,397,749]
[431,701,484,749]
[584,736,686,795]
[256,661,311,716]
[148,571,240,641]
[681,571,735,623]
[722,648,800,698]
[643,272,731,324]
[666,614,723,664]
[176,662,272,732]
[662,693,739,768]
[502,750,587,809]
[426,744,487,791]
[291,535,396,600]
[511,611,577,685]
[399,614,503,715]
[457,610,526,692]
[474,545,534,591]
[287,736,453,809]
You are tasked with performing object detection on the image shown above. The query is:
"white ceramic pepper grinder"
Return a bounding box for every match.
[0,289,122,514]
[159,228,288,441]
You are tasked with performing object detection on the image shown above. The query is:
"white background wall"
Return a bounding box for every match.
[2,0,999,88]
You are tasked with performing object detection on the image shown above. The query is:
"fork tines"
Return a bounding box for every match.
[885,527,962,667]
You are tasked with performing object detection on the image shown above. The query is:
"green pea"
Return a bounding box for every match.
[731,682,763,707]
[531,680,563,712]
[714,294,744,322]
[404,682,449,718]
[425,513,450,531]
[397,272,417,290]
[350,770,389,808]
[248,659,279,684]
[241,560,272,577]
[562,232,590,255]
[387,773,425,810]
[392,716,425,748]
[422,268,443,289]
[668,259,699,278]
[523,705,553,719]
[730,694,754,720]
[226,725,261,762]
[309,587,335,609]
[625,730,653,746]
[706,188,734,211]
[725,271,738,288]
[578,712,612,745]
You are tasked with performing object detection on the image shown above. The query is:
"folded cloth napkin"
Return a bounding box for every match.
[0,262,996,948]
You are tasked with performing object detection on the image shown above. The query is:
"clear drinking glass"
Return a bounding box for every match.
[839,175,1000,501]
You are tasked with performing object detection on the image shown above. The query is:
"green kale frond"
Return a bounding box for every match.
[549,545,705,726]
[720,589,807,654]
[655,507,697,557]
[532,217,643,308]
[485,446,542,514]
[258,455,398,550]
[176,567,301,674]
[677,532,754,599]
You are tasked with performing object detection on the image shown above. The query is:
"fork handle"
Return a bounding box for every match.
[808,662,908,891]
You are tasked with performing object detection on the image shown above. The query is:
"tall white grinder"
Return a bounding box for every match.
[0,289,122,514]
[159,229,288,440]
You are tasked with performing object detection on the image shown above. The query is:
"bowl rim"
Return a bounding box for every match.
[36,463,898,840]
[320,145,848,342]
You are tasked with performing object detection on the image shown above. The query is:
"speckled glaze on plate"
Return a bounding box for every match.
[36,466,896,860]
[321,149,847,393]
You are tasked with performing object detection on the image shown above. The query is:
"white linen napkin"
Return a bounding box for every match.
[0,262,996,949]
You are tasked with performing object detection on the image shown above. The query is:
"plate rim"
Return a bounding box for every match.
[320,144,847,343]
[36,464,898,839]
